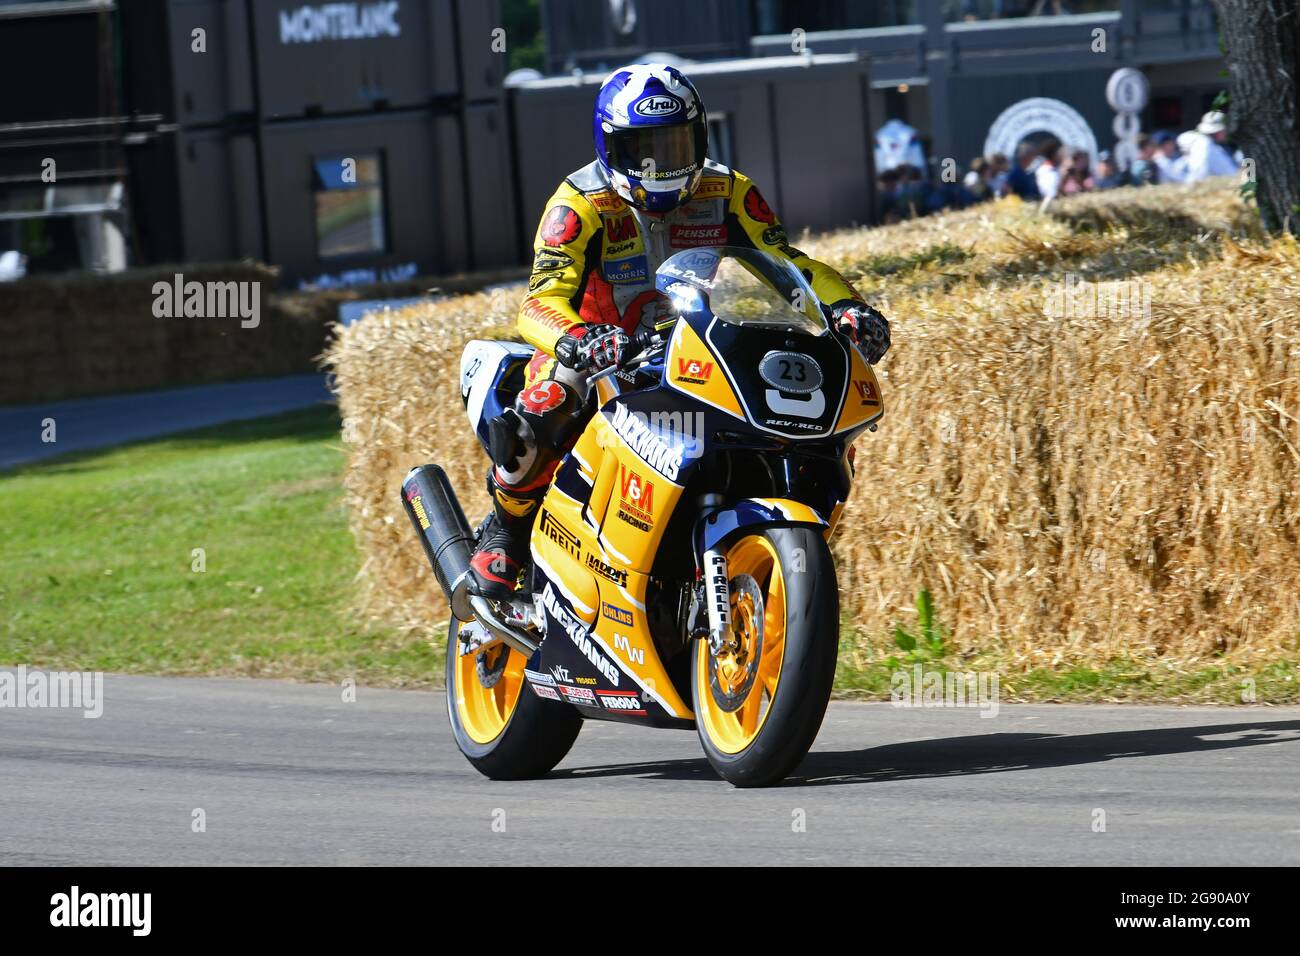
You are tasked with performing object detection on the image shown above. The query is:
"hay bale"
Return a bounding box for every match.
[0,262,492,404]
[328,181,1300,668]
[327,288,520,630]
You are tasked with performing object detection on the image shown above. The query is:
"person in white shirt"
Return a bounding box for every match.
[1035,144,1063,206]
[1151,131,1186,184]
[1179,111,1240,183]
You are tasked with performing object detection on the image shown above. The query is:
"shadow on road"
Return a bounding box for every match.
[555,719,1300,788]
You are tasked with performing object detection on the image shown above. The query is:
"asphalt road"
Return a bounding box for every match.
[2,672,1298,865]
[0,374,332,471]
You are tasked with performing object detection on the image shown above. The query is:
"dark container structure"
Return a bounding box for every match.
[0,0,1226,288]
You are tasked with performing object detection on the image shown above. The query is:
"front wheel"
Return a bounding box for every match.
[692,526,839,787]
[446,618,582,780]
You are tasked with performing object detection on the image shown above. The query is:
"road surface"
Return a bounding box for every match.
[1,672,1297,865]
[0,374,332,471]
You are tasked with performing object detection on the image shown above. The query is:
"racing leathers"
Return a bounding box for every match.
[466,158,888,598]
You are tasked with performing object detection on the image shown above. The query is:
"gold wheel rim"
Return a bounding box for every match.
[455,636,527,745]
[695,534,787,755]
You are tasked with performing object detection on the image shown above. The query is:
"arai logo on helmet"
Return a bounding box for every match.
[634,95,682,118]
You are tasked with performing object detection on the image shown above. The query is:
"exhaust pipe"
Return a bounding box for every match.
[401,465,476,622]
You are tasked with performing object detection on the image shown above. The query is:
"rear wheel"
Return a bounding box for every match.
[692,526,839,787]
[446,618,582,779]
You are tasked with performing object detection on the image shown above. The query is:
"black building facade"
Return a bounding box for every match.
[546,0,1224,178]
[1,0,1228,290]
[1,0,517,285]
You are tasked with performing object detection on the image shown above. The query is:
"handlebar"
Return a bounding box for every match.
[586,326,664,383]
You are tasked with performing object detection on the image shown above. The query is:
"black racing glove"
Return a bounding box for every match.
[832,301,891,365]
[555,323,630,372]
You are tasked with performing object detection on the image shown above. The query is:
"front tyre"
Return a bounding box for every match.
[692,526,839,787]
[446,619,582,780]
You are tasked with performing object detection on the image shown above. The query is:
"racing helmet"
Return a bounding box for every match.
[593,63,708,214]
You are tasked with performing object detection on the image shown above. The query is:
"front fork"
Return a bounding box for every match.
[689,493,735,655]
[701,546,734,655]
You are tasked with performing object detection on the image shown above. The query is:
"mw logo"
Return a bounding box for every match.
[613,633,644,665]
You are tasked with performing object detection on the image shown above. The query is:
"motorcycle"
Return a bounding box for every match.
[401,246,883,787]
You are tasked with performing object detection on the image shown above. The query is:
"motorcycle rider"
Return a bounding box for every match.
[467,63,891,599]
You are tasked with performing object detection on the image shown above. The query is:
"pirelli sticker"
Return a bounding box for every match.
[692,178,731,200]
[589,189,626,212]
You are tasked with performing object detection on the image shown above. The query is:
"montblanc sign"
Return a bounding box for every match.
[278,2,401,44]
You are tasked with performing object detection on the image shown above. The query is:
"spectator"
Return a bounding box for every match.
[1094,150,1124,190]
[964,156,991,200]
[1152,131,1186,184]
[1004,142,1042,200]
[1060,148,1095,195]
[987,152,1011,195]
[1128,134,1159,186]
[1179,111,1240,183]
[877,167,903,221]
[896,164,937,216]
[1035,142,1063,203]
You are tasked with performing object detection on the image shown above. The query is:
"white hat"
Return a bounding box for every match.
[1197,110,1227,135]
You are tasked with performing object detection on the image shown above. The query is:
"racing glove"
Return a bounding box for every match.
[832,302,891,365]
[555,323,630,372]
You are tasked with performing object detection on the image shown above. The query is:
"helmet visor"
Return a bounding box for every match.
[610,124,704,186]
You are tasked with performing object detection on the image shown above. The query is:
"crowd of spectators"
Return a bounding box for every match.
[877,110,1242,223]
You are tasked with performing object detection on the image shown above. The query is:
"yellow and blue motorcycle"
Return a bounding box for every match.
[402,246,883,787]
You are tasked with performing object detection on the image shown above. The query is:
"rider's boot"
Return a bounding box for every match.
[466,467,548,600]
[467,373,585,600]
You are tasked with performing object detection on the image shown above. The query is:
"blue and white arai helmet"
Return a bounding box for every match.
[594,63,708,214]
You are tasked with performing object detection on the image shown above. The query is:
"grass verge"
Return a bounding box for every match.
[0,405,441,687]
[834,651,1300,705]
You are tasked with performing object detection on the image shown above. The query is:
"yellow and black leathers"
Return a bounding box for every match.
[518,158,865,367]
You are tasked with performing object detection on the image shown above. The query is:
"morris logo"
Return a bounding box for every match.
[634,95,681,117]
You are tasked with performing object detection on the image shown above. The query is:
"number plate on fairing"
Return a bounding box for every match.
[758,351,822,394]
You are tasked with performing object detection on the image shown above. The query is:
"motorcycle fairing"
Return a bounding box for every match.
[528,553,695,727]
[459,339,535,452]
[833,342,886,435]
[526,384,700,724]
[660,316,746,419]
[693,497,828,558]
[703,316,852,440]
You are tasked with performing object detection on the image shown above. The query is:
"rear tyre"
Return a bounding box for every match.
[692,526,839,787]
[446,618,582,780]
